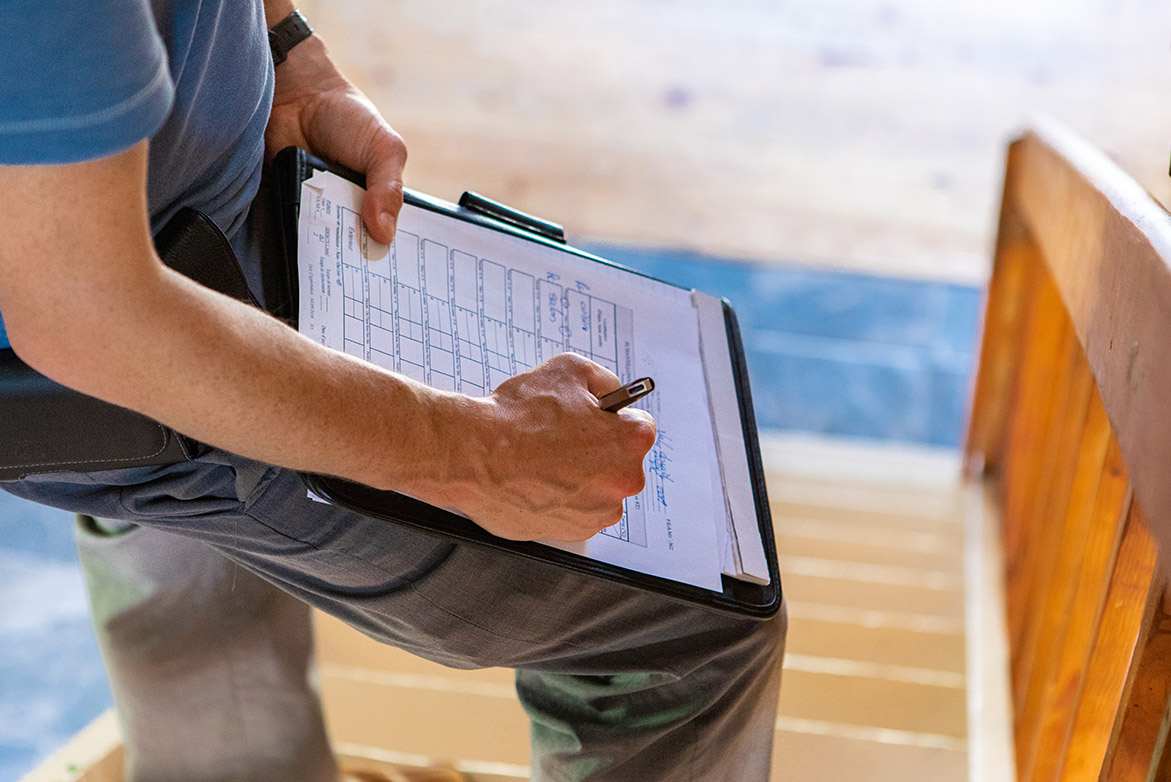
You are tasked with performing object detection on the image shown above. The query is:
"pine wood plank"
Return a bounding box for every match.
[967,119,1171,782]
[340,751,528,782]
[1010,328,1095,720]
[1020,434,1130,781]
[341,752,528,782]
[319,672,531,767]
[300,0,1171,283]
[1001,271,1072,652]
[1013,387,1113,779]
[774,515,962,556]
[776,526,961,572]
[1103,585,1171,782]
[776,668,967,738]
[964,192,1039,478]
[786,601,964,636]
[770,493,963,531]
[785,617,965,673]
[1058,504,1159,780]
[758,434,962,491]
[1007,120,1171,580]
[771,725,966,782]
[17,711,122,782]
[778,571,963,619]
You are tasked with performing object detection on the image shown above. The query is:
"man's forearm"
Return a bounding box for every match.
[0,143,479,505]
[0,134,652,544]
[89,265,482,498]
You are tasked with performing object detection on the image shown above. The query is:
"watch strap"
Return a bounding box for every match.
[269,10,313,67]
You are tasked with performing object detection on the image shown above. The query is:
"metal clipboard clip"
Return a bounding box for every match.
[457,191,567,244]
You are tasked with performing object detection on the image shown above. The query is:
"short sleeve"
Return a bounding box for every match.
[0,0,174,164]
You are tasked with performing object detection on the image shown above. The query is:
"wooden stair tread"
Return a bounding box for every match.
[307,438,974,781]
[781,572,964,619]
[772,724,967,782]
[785,618,966,673]
[319,672,531,767]
[24,438,980,782]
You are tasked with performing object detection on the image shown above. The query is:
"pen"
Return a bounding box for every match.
[598,377,656,412]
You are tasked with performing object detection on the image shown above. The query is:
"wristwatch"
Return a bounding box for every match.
[269,10,314,67]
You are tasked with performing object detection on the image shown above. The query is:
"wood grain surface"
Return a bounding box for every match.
[299,0,1171,283]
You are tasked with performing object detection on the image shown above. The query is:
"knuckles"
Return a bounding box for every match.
[615,467,647,498]
[587,504,627,536]
[604,503,626,528]
[547,352,619,388]
[592,455,647,500]
[547,351,593,378]
[374,126,408,163]
[623,415,657,453]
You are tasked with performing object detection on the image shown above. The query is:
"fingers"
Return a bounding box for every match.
[539,352,657,453]
[581,361,623,399]
[262,35,406,244]
[560,355,656,443]
[284,72,407,245]
[619,405,657,447]
[535,352,621,398]
[544,505,628,543]
[472,352,658,543]
[556,355,656,500]
[360,130,408,245]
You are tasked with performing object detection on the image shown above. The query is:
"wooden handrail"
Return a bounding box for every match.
[966,118,1171,780]
[968,117,1171,572]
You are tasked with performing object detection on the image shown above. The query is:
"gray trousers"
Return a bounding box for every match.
[11,449,785,781]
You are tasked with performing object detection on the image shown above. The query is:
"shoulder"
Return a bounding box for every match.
[0,0,173,165]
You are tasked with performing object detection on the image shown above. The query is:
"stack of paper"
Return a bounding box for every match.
[298,170,768,591]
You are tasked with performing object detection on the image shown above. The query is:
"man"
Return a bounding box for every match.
[0,1,785,780]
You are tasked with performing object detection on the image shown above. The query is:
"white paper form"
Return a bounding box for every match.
[694,292,770,584]
[298,171,724,591]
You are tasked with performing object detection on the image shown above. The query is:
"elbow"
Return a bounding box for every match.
[6,316,85,388]
[2,307,131,402]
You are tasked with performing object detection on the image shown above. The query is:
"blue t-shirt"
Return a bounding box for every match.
[0,0,274,348]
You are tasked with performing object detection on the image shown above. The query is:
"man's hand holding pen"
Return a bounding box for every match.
[409,353,657,543]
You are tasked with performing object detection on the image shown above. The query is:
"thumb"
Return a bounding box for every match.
[360,134,407,245]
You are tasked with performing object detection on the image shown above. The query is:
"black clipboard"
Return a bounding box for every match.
[272,147,782,619]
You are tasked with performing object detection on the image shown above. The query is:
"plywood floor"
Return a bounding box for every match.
[298,0,1171,285]
[24,435,1012,782]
